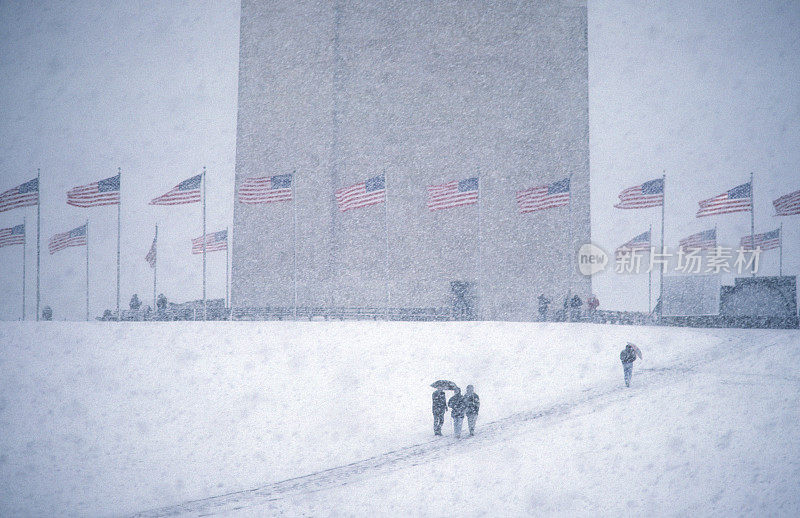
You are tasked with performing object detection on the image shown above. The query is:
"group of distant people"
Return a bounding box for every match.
[430,342,641,437]
[432,385,480,437]
[537,293,599,321]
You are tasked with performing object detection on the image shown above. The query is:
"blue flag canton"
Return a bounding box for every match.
[179,174,202,191]
[763,228,780,240]
[71,224,87,237]
[98,174,120,192]
[366,174,385,192]
[215,230,227,241]
[548,177,571,194]
[19,178,38,194]
[641,178,663,195]
[728,182,751,199]
[271,174,292,189]
[459,177,479,192]
[632,231,650,243]
[11,224,25,235]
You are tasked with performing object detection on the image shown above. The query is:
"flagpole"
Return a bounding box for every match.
[567,174,574,321]
[383,170,390,320]
[116,167,121,321]
[658,172,665,318]
[648,223,652,314]
[22,216,26,320]
[36,168,41,321]
[750,172,755,277]
[225,226,230,311]
[153,223,158,311]
[477,175,483,321]
[85,219,90,322]
[779,222,783,276]
[202,166,207,321]
[293,171,298,319]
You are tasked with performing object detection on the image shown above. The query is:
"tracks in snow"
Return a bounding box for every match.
[129,339,756,517]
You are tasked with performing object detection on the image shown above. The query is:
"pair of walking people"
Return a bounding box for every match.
[433,385,479,437]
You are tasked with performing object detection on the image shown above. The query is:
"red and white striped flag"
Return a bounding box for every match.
[0,178,38,213]
[49,223,87,254]
[614,178,663,209]
[0,224,25,248]
[740,228,781,251]
[427,177,479,211]
[145,231,157,268]
[615,230,651,257]
[191,230,227,254]
[238,174,293,204]
[67,174,120,207]
[679,228,716,250]
[773,189,800,216]
[336,175,385,211]
[696,182,751,217]
[150,174,202,205]
[516,177,570,213]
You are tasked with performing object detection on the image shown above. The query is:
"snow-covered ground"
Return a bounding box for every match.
[0,322,798,517]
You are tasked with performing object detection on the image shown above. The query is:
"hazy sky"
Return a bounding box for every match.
[0,0,798,319]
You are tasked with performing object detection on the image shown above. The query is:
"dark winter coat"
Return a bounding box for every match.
[464,393,480,416]
[448,393,466,418]
[570,295,583,308]
[538,295,551,312]
[620,346,637,365]
[432,390,447,415]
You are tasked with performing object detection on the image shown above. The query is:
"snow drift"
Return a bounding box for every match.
[0,322,798,516]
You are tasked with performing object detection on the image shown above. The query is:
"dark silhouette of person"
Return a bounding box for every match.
[432,388,447,436]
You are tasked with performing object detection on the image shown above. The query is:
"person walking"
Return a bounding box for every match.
[448,387,466,437]
[463,385,480,436]
[620,342,639,387]
[432,387,447,436]
[537,294,551,321]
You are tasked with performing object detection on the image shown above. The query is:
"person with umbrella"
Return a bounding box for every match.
[620,342,642,387]
[431,388,448,436]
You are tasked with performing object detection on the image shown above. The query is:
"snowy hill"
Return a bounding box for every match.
[0,322,798,516]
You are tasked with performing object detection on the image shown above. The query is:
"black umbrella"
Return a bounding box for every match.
[430,380,459,391]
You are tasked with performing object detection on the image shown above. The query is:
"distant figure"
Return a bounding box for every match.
[432,388,447,436]
[620,343,638,387]
[587,294,599,313]
[570,294,583,321]
[448,388,466,437]
[538,294,551,320]
[464,385,480,436]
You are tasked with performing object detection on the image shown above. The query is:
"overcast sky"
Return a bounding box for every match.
[0,0,798,320]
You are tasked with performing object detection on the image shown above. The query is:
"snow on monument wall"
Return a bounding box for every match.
[232,0,590,320]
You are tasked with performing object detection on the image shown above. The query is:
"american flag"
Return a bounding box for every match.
[150,174,202,205]
[679,228,717,250]
[614,178,663,209]
[427,177,479,211]
[740,228,781,251]
[516,177,570,213]
[615,230,651,257]
[0,224,25,248]
[49,223,87,254]
[145,231,157,268]
[192,230,227,254]
[238,174,293,204]
[773,189,800,216]
[0,178,38,213]
[696,182,751,217]
[336,175,385,211]
[67,174,120,207]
